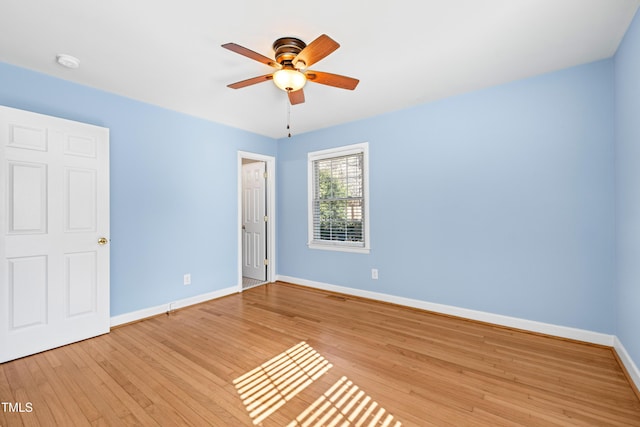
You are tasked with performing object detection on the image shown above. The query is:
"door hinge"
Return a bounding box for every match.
[263,171,268,179]
[264,215,268,222]
[264,259,269,266]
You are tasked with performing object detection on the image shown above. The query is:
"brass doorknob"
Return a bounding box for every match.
[97,237,109,245]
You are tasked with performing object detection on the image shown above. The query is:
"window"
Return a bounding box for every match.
[308,143,370,253]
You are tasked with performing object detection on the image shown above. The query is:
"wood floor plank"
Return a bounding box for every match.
[114,324,247,426]
[3,358,53,427]
[98,331,222,426]
[1,281,639,426]
[64,342,145,426]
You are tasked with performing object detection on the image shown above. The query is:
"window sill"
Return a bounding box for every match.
[308,242,370,254]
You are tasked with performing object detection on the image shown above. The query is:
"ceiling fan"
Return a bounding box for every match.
[222,34,359,105]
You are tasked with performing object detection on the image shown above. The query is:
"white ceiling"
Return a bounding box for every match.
[1,0,638,139]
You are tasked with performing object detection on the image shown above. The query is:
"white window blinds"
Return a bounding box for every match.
[311,151,365,247]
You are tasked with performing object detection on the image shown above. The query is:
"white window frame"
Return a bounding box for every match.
[307,142,370,254]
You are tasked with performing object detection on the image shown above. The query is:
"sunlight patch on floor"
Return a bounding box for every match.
[234,341,402,426]
[286,376,402,427]
[233,341,333,425]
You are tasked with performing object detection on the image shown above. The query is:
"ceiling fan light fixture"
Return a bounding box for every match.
[273,68,306,92]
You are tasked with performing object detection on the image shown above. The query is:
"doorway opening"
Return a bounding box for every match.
[237,152,276,291]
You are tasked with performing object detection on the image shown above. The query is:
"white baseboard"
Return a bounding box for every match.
[110,286,238,327]
[276,275,615,347]
[614,336,640,393]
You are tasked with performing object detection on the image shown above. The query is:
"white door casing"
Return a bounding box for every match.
[242,161,266,282]
[0,106,110,363]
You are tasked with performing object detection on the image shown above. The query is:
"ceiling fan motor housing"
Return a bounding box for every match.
[273,37,307,67]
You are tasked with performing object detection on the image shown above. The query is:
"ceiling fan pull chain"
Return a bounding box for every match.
[287,96,292,138]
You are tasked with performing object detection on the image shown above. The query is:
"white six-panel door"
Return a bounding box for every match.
[0,106,110,363]
[242,161,266,282]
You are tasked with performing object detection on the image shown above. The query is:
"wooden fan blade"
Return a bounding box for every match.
[227,74,273,89]
[293,34,339,69]
[305,71,359,90]
[288,89,305,105]
[222,43,280,68]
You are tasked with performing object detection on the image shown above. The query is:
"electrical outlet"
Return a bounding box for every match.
[371,268,379,280]
[183,273,191,285]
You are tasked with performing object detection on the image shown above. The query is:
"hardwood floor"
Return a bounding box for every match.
[1,282,639,426]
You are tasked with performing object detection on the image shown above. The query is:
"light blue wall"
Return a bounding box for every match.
[278,60,616,333]
[0,52,626,341]
[0,62,277,316]
[615,10,640,370]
